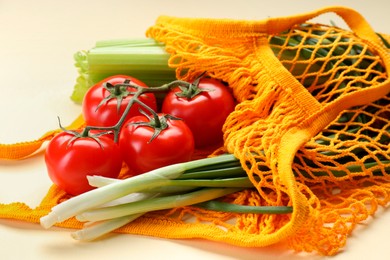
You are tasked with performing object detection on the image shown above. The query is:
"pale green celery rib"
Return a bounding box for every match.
[76,187,241,222]
[94,38,164,48]
[71,38,176,103]
[88,44,170,59]
[88,64,174,72]
[88,55,172,68]
[87,73,175,83]
[71,213,144,241]
[90,45,169,54]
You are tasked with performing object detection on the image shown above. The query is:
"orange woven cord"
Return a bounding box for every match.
[0,114,86,227]
[1,6,390,256]
[0,114,85,160]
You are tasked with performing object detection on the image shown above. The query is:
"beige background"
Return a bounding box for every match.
[1,0,389,259]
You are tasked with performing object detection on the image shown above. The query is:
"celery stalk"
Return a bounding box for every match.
[71,38,176,103]
[71,23,386,103]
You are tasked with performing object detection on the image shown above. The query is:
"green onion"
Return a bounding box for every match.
[40,154,293,240]
[195,201,293,214]
[71,213,144,241]
[40,154,245,229]
[40,163,186,229]
[75,187,241,222]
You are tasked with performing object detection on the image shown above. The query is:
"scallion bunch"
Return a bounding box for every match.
[40,154,292,241]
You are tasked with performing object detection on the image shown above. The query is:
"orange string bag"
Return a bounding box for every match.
[0,6,389,256]
[143,6,390,255]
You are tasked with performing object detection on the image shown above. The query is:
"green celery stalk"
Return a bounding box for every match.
[71,38,176,103]
[71,23,389,104]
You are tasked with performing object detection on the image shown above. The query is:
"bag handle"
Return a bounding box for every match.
[265,6,381,45]
[152,7,381,49]
[0,114,85,160]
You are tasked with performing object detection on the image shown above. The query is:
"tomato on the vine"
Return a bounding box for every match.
[45,131,123,196]
[82,75,157,127]
[119,113,194,175]
[162,78,235,148]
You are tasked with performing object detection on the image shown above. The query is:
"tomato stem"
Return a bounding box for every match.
[81,73,206,143]
[173,72,211,99]
[130,106,182,143]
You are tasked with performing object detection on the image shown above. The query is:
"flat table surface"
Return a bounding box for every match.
[1,1,390,259]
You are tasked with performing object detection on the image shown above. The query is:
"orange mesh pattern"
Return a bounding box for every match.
[144,6,390,255]
[0,6,390,256]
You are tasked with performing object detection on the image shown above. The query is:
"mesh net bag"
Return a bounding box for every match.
[140,6,390,255]
[1,6,389,256]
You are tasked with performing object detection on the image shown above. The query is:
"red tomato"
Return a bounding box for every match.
[162,78,235,148]
[119,114,194,175]
[45,131,123,196]
[82,75,157,127]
